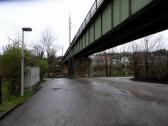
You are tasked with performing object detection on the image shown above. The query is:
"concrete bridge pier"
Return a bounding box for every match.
[63,62,69,76]
[63,57,91,78]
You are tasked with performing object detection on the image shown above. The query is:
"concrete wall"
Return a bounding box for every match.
[25,66,40,89]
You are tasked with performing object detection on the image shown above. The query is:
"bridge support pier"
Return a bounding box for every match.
[63,57,91,78]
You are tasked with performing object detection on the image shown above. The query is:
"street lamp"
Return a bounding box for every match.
[21,27,32,97]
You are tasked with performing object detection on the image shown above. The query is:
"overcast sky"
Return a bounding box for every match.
[0,0,167,56]
[0,0,95,55]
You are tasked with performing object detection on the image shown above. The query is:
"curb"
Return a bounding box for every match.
[0,81,45,121]
[32,85,42,94]
[0,102,22,121]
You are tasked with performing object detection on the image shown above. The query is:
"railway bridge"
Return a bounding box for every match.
[63,0,168,77]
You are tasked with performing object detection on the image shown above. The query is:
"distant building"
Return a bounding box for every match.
[121,57,130,65]
[112,59,121,65]
[91,55,130,66]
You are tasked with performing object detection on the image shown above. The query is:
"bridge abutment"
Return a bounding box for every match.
[63,57,91,78]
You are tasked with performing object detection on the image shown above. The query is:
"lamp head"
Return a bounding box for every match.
[22,27,32,32]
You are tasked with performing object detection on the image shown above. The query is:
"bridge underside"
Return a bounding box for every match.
[64,0,168,59]
[63,0,168,77]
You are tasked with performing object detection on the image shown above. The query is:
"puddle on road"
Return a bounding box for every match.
[52,88,69,92]
[92,83,133,98]
[52,88,62,91]
[119,89,129,95]
[156,85,166,88]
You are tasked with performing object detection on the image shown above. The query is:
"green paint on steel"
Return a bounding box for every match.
[81,37,83,50]
[102,2,112,35]
[72,47,75,55]
[121,0,129,21]
[131,0,153,14]
[75,43,78,54]
[82,35,84,50]
[64,0,153,62]
[113,0,120,27]
[83,33,86,48]
[78,42,79,52]
[80,39,82,51]
[95,15,102,40]
[74,45,76,54]
[90,24,95,44]
[86,30,89,46]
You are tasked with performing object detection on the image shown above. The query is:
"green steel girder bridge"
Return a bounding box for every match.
[63,0,168,77]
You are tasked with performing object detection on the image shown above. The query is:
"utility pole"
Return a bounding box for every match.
[62,45,64,56]
[69,15,71,45]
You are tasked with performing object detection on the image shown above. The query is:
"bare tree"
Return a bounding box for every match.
[121,45,129,75]
[109,48,116,76]
[32,44,44,58]
[49,48,57,65]
[141,35,163,77]
[7,30,22,47]
[104,51,108,76]
[129,41,142,78]
[40,28,60,76]
[109,49,112,76]
[40,28,59,64]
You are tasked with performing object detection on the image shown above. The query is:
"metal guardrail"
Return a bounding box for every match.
[65,0,104,56]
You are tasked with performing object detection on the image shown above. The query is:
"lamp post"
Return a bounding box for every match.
[21,27,32,97]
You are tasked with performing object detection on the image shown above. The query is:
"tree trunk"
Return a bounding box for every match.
[144,40,149,79]
[104,54,108,77]
[133,53,138,78]
[109,59,112,76]
[47,53,50,77]
[144,51,149,78]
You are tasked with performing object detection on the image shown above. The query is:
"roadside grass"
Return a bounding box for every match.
[0,82,33,118]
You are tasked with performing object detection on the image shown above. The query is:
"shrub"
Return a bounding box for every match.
[36,59,48,81]
[0,46,22,94]
[0,43,35,94]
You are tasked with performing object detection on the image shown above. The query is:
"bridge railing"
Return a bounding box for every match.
[64,0,104,60]
[70,0,104,46]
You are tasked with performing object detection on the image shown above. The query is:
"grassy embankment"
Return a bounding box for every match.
[0,82,33,118]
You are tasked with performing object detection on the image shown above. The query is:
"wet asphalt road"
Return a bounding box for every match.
[1,77,168,126]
